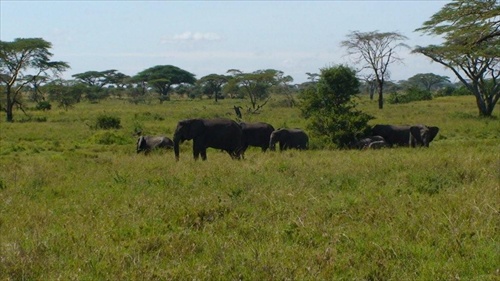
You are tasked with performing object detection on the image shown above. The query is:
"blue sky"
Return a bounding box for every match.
[1,1,453,84]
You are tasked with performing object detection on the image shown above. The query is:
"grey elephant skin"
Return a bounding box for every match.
[173,118,243,161]
[353,135,385,149]
[239,122,275,154]
[269,128,309,151]
[368,140,390,149]
[372,124,439,147]
[136,136,173,154]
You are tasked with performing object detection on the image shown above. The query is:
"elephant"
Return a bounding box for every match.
[367,140,390,149]
[136,135,174,154]
[372,124,439,147]
[269,128,309,151]
[173,118,243,161]
[352,135,386,149]
[239,122,275,155]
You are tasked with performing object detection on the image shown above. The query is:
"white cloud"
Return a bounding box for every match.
[161,31,222,43]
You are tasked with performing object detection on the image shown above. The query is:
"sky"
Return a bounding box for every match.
[1,1,455,84]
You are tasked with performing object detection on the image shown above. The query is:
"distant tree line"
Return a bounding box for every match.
[1,0,498,122]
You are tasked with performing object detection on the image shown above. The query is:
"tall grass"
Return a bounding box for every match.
[0,95,499,280]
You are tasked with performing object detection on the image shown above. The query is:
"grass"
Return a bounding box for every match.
[0,95,499,280]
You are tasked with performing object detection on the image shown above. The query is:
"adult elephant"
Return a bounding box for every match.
[136,135,173,154]
[173,118,243,161]
[239,122,275,154]
[269,128,309,151]
[372,124,439,147]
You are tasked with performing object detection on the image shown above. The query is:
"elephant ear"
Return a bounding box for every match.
[428,126,439,142]
[188,119,205,139]
[137,136,143,145]
[410,126,424,144]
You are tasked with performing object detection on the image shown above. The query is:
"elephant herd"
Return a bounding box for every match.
[136,118,439,160]
[136,118,308,160]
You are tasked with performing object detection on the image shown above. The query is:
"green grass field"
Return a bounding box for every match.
[0,95,499,280]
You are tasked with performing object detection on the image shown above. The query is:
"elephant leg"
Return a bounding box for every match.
[193,149,200,160]
[200,149,207,161]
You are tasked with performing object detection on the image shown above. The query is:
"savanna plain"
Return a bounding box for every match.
[0,95,499,280]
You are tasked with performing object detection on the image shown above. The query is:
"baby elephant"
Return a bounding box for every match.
[367,140,390,149]
[136,136,174,154]
[354,135,386,149]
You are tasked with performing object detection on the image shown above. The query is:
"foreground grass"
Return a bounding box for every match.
[0,95,499,280]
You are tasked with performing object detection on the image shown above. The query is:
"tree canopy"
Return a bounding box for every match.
[414,0,500,116]
[133,65,196,102]
[72,69,129,89]
[0,38,69,122]
[225,69,281,112]
[197,74,229,102]
[405,73,451,92]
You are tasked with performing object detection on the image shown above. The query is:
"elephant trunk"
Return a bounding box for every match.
[269,139,276,151]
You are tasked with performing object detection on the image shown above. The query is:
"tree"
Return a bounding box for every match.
[0,38,69,122]
[225,69,280,112]
[133,65,196,102]
[72,69,129,89]
[414,0,500,117]
[404,73,451,92]
[341,31,409,109]
[44,79,85,110]
[197,73,229,102]
[300,65,373,148]
[271,71,296,107]
[305,72,320,82]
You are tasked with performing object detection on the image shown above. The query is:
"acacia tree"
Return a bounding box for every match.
[197,73,229,102]
[72,69,128,89]
[341,31,409,109]
[300,65,373,148]
[134,65,196,102]
[0,38,69,122]
[414,0,500,117]
[271,71,295,107]
[405,73,451,92]
[225,69,280,112]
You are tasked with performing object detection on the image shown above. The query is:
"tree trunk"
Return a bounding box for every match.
[377,83,384,109]
[474,92,491,117]
[5,86,14,122]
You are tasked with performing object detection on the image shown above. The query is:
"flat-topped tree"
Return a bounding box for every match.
[413,0,500,117]
[197,74,229,102]
[0,38,69,122]
[133,65,196,103]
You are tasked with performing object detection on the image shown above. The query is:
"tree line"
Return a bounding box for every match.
[1,0,499,123]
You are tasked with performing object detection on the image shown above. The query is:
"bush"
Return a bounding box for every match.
[94,114,121,130]
[300,65,373,148]
[90,131,129,145]
[452,86,473,96]
[35,101,52,111]
[434,86,456,97]
[388,87,433,104]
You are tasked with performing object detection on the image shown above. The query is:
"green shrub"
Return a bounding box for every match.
[35,101,52,111]
[388,87,433,104]
[90,131,129,145]
[434,85,456,97]
[452,86,473,96]
[300,65,373,148]
[94,114,121,130]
